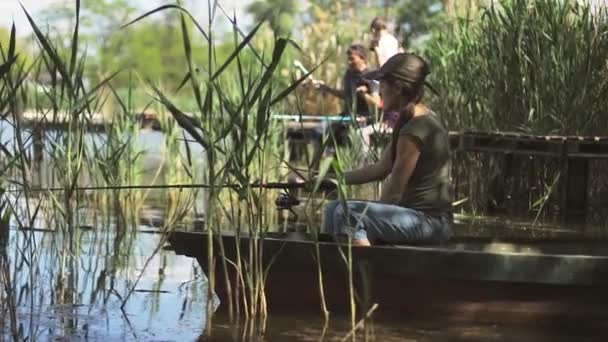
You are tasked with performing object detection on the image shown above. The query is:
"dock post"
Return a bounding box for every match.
[32,126,44,166]
[488,153,514,213]
[564,157,589,220]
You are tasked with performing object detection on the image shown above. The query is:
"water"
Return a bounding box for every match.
[2,228,212,341]
[4,223,602,342]
[2,126,607,341]
[206,314,602,341]
[0,124,211,340]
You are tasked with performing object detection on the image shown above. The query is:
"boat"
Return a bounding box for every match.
[168,230,608,329]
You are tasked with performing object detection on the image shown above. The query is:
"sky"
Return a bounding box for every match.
[0,0,254,36]
[2,0,607,37]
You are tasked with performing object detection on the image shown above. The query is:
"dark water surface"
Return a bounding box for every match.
[205,312,604,341]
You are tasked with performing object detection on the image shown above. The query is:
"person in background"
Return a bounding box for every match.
[313,44,381,164]
[370,17,401,67]
[318,44,381,118]
[319,53,453,247]
[358,18,404,159]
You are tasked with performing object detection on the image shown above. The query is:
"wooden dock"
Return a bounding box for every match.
[283,120,608,219]
[16,111,608,219]
[20,110,161,132]
[451,132,608,219]
[454,131,608,158]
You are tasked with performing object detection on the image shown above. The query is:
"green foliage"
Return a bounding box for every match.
[99,20,187,86]
[293,2,384,102]
[0,25,32,68]
[396,0,445,46]
[427,0,608,134]
[27,0,213,107]
[0,27,11,50]
[246,0,299,37]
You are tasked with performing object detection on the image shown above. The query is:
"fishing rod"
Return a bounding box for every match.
[1,181,314,193]
[2,180,336,221]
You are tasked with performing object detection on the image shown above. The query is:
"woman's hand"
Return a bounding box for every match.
[309,175,338,191]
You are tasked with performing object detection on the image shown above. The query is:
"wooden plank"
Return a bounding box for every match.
[170,231,608,286]
[565,139,608,158]
[20,111,162,132]
[487,153,514,213]
[32,127,43,165]
[281,128,608,157]
[460,133,565,156]
[564,158,589,220]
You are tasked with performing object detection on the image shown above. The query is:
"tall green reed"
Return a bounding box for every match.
[121,1,321,333]
[423,0,608,216]
[428,0,608,134]
[19,3,124,321]
[0,3,152,339]
[1,20,43,342]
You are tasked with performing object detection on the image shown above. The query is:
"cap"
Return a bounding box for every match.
[362,53,439,95]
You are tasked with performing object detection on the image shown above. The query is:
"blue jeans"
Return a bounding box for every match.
[323,200,452,244]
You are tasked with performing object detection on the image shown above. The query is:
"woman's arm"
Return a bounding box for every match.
[343,146,393,185]
[380,135,421,204]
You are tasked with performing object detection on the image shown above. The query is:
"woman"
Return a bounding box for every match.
[320,53,453,246]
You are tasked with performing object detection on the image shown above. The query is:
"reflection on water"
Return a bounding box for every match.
[1,228,212,341]
[204,310,603,342]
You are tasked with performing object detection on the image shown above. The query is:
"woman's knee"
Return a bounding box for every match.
[324,200,372,234]
[325,200,359,235]
[323,200,342,234]
[324,200,341,216]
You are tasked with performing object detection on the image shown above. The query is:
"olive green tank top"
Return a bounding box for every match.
[398,112,453,214]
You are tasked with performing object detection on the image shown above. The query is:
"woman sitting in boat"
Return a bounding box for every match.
[319,53,453,246]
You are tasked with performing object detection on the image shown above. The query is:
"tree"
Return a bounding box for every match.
[395,0,445,48]
[246,0,299,37]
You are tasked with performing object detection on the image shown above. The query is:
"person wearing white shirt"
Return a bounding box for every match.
[370,17,401,67]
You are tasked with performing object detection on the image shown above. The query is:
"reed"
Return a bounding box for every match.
[0,4,156,340]
[119,1,325,335]
[427,0,608,134]
[0,191,18,341]
[1,19,40,342]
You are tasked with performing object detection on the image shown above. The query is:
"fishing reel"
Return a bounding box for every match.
[275,192,301,209]
[270,179,337,223]
[276,191,301,222]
